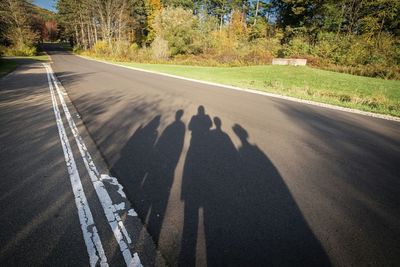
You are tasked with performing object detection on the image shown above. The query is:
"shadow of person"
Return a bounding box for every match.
[188,105,212,140]
[231,124,331,266]
[179,118,330,266]
[206,117,241,204]
[142,110,186,244]
[201,117,243,266]
[179,105,212,266]
[111,115,161,221]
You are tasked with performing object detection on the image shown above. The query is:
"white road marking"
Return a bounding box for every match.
[45,64,142,267]
[101,174,127,199]
[44,64,108,267]
[114,203,126,211]
[77,54,400,123]
[128,209,138,217]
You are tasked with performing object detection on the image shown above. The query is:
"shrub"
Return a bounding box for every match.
[153,7,205,56]
[242,40,273,64]
[73,46,82,54]
[3,44,36,56]
[112,41,132,60]
[151,36,170,60]
[93,41,110,56]
[281,36,309,57]
[248,20,268,41]
[74,16,400,80]
[0,45,6,56]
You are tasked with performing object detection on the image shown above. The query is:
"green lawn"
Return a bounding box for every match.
[0,58,19,77]
[110,61,400,117]
[0,53,49,78]
[21,54,50,61]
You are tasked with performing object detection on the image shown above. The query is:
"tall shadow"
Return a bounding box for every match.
[112,106,330,266]
[112,115,161,220]
[142,110,186,243]
[230,124,330,266]
[180,106,213,266]
[179,110,331,266]
[112,111,186,247]
[201,117,243,266]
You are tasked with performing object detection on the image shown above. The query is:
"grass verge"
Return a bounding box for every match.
[0,58,19,77]
[80,55,400,117]
[0,53,50,78]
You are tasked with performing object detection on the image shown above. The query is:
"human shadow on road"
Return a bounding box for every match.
[112,115,161,218]
[141,110,186,243]
[112,106,330,267]
[179,106,213,265]
[112,111,186,246]
[179,108,331,266]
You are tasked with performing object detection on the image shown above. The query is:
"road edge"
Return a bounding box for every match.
[75,54,400,123]
[44,57,168,267]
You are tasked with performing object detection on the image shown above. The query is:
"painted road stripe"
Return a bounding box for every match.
[45,64,142,267]
[44,64,108,267]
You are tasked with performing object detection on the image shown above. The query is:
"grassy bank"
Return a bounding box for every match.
[0,58,19,77]
[100,60,399,117]
[0,53,49,78]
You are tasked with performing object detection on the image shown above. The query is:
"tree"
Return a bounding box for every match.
[0,0,38,48]
[144,0,161,44]
[153,6,203,55]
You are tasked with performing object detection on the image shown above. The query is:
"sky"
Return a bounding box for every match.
[34,0,56,12]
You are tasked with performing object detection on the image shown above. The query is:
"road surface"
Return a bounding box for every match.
[0,59,162,266]
[1,45,400,266]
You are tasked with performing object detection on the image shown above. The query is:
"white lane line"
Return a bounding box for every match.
[44,64,108,267]
[45,63,142,267]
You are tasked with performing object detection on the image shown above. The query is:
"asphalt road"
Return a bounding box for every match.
[0,59,162,266]
[0,61,93,266]
[3,44,400,266]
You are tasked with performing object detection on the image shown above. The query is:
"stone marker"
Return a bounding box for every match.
[272,58,307,66]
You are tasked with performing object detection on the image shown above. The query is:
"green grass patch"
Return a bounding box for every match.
[110,61,400,117]
[13,54,50,62]
[0,53,50,78]
[0,58,19,77]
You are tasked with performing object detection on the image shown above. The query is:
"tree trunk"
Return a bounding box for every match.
[253,0,260,26]
[74,24,80,47]
[93,18,98,43]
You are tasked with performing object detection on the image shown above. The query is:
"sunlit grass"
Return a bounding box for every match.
[112,62,400,117]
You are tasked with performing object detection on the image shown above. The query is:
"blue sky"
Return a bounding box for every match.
[34,0,56,12]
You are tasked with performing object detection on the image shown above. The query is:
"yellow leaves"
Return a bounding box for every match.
[148,0,161,11]
[228,10,247,38]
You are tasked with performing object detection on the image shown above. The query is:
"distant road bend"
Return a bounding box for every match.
[4,44,400,266]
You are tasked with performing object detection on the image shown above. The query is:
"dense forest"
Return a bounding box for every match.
[0,0,57,55]
[1,0,399,79]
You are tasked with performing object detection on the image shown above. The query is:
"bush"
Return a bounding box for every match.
[151,36,170,60]
[93,41,110,56]
[112,41,132,60]
[74,12,400,80]
[321,64,400,80]
[281,36,310,57]
[153,7,206,56]
[0,45,6,56]
[3,45,36,56]
[73,46,82,53]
